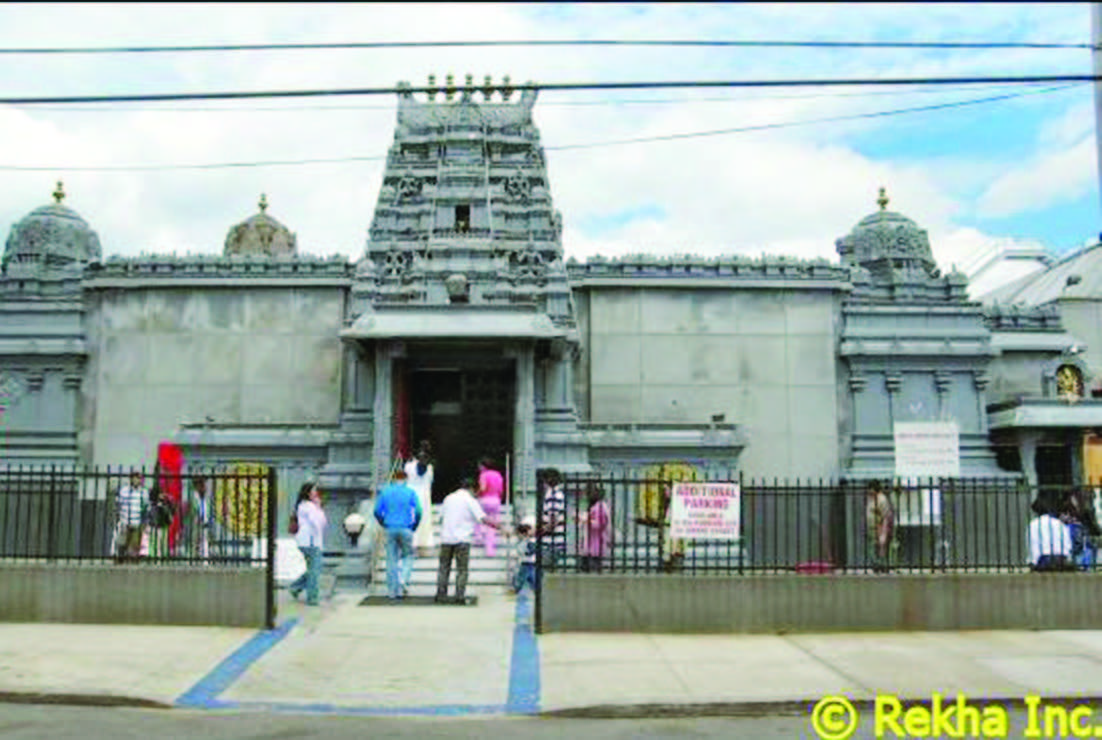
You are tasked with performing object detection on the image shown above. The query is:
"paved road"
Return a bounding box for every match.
[10,701,1102,739]
[0,705,797,739]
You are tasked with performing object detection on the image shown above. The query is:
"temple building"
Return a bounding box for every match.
[3,75,1101,537]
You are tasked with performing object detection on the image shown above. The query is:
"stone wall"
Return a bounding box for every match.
[84,279,347,467]
[541,573,1102,633]
[0,563,268,627]
[575,284,843,479]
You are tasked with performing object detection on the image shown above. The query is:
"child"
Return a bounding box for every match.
[513,518,538,594]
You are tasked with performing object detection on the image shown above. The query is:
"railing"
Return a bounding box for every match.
[534,473,1099,577]
[0,465,277,567]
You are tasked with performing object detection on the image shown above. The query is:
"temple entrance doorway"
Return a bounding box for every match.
[396,355,516,503]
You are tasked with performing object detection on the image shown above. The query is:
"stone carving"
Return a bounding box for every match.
[504,172,531,202]
[0,370,26,408]
[3,181,103,269]
[836,188,937,277]
[381,249,413,278]
[445,273,470,302]
[510,245,550,283]
[1056,364,1084,399]
[396,176,422,200]
[224,195,297,257]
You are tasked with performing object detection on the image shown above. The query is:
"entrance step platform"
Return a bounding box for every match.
[359,594,479,606]
[369,504,518,594]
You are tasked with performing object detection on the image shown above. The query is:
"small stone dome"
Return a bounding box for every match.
[3,182,103,269]
[836,188,936,274]
[224,194,297,257]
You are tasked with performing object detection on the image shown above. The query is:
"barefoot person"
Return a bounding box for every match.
[405,441,435,557]
[435,477,495,604]
[475,457,504,557]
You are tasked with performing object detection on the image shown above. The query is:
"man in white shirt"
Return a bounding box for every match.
[115,471,149,562]
[435,477,495,604]
[1029,498,1073,572]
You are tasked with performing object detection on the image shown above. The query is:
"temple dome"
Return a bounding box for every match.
[3,182,103,269]
[224,194,297,257]
[836,188,936,274]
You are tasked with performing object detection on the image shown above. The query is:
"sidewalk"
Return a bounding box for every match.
[3,586,1102,716]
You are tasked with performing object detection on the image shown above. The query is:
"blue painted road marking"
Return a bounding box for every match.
[176,618,299,708]
[506,590,540,715]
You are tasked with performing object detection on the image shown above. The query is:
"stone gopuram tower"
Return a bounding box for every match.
[330,75,586,503]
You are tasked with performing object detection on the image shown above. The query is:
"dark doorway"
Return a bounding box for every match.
[407,364,515,502]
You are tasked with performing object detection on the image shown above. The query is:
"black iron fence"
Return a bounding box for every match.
[0,465,278,567]
[534,472,1102,577]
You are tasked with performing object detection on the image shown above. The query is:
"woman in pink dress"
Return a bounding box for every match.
[475,457,504,557]
[580,483,612,572]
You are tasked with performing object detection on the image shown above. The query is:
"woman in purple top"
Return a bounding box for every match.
[476,457,504,557]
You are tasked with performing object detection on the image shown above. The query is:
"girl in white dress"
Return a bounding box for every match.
[405,441,435,555]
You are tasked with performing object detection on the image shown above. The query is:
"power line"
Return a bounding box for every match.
[1,75,1099,105]
[4,82,1073,113]
[547,84,1080,151]
[0,39,1091,54]
[0,83,1075,172]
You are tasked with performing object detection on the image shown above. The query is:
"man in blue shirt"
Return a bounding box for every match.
[373,469,423,600]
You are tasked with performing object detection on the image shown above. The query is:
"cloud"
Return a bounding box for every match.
[0,1,1093,288]
[976,135,1095,218]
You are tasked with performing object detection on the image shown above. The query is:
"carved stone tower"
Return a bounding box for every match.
[837,188,1003,479]
[329,75,586,502]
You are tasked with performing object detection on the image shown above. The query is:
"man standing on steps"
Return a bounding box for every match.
[435,476,496,604]
[373,468,422,601]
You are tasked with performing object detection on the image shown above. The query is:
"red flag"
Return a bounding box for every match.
[157,442,185,551]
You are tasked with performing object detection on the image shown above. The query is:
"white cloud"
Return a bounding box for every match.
[0,0,1094,289]
[977,135,1095,218]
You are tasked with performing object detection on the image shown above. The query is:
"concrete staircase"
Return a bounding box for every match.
[369,504,515,597]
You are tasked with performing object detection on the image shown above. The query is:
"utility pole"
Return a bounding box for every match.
[1093,3,1102,238]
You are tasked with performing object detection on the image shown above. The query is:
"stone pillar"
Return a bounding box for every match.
[509,342,537,510]
[973,372,990,435]
[1018,430,1040,489]
[341,345,357,412]
[885,372,903,426]
[934,371,952,420]
[372,341,399,490]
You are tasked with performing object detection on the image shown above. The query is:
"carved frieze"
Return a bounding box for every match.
[396,176,423,201]
[504,172,532,203]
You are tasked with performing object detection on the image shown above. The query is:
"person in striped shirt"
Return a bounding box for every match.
[1029,496,1074,572]
[115,472,149,561]
[538,468,567,570]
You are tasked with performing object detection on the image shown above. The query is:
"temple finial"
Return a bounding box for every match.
[258,193,268,213]
[52,180,65,204]
[877,186,889,211]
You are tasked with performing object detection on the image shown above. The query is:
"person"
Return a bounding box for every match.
[539,468,567,570]
[435,476,494,604]
[373,468,422,600]
[181,474,213,562]
[513,517,538,594]
[288,483,327,605]
[579,483,612,573]
[1062,489,1101,571]
[1029,496,1074,572]
[475,457,504,557]
[405,441,435,556]
[114,471,149,562]
[865,480,894,573]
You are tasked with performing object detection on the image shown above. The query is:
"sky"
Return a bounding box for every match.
[0,2,1097,287]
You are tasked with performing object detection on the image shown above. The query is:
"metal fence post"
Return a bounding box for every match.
[534,469,544,635]
[265,465,277,630]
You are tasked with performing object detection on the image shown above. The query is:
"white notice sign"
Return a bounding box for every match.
[893,421,960,480]
[669,482,740,541]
